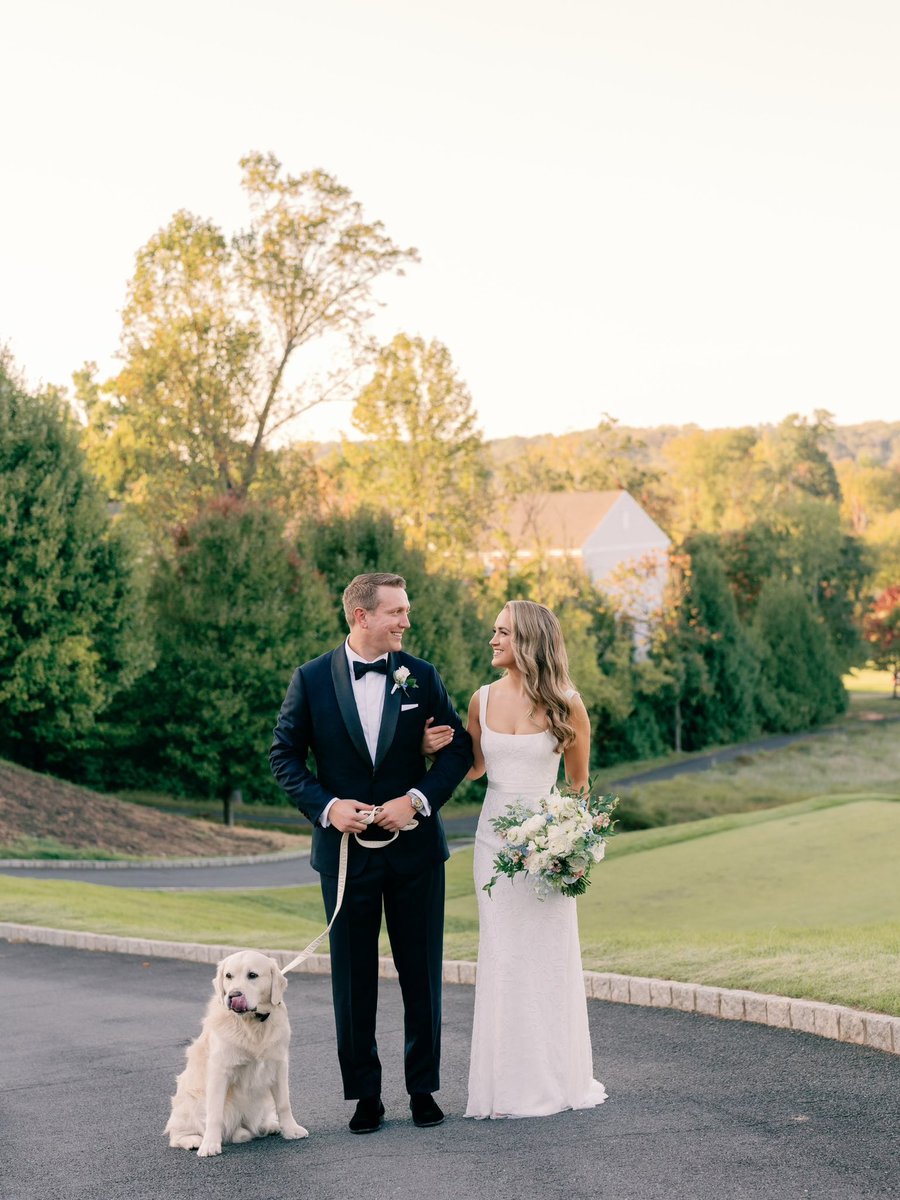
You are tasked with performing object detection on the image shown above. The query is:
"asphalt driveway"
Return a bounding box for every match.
[2,941,897,1200]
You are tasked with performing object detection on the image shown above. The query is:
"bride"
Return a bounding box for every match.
[428,599,607,1119]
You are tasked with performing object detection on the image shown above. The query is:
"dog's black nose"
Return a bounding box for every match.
[228,989,244,998]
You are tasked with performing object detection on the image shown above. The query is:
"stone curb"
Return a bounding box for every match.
[0,849,309,870]
[2,922,897,1056]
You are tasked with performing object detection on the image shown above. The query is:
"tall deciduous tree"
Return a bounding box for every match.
[0,351,149,769]
[342,334,489,561]
[754,411,841,503]
[99,153,418,531]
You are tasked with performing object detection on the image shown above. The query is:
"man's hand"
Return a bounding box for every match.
[372,795,417,832]
[328,799,376,834]
[421,716,454,758]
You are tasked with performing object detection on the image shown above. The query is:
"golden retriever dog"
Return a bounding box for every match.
[165,950,309,1157]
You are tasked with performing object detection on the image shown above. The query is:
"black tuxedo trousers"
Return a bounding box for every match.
[322,851,445,1097]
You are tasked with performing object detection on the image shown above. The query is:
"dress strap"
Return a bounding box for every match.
[480,683,492,721]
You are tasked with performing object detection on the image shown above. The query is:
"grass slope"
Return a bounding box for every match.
[3,793,897,1013]
[610,718,900,828]
[0,758,307,859]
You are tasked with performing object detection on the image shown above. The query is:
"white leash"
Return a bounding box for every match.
[280,807,417,975]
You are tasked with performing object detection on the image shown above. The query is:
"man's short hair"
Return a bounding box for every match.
[342,573,407,627]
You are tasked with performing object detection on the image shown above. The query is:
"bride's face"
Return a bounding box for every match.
[490,608,516,670]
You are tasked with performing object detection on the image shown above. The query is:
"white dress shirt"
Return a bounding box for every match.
[319,641,430,827]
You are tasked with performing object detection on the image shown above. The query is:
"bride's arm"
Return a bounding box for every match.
[563,695,591,793]
[465,691,486,780]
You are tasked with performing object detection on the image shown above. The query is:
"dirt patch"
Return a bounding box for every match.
[0,760,306,859]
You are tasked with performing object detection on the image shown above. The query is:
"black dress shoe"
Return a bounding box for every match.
[410,1092,444,1127]
[349,1096,385,1133]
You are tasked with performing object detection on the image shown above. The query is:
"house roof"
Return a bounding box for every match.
[485,490,624,552]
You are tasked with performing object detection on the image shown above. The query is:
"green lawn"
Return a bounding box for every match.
[447,794,900,1014]
[843,666,896,694]
[3,792,897,1015]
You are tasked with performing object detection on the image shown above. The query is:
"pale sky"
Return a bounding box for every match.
[3,0,898,442]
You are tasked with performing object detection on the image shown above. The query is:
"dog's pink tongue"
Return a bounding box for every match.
[229,994,249,1013]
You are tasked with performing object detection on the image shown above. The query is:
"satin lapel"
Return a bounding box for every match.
[330,648,371,766]
[373,653,402,770]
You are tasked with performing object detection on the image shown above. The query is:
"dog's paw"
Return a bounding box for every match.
[197,1138,222,1157]
[170,1134,202,1150]
[281,1121,309,1140]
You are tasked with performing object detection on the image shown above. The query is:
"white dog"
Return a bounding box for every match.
[165,950,309,1157]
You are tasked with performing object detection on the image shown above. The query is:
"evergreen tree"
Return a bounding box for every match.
[0,352,148,768]
[676,545,759,749]
[753,578,847,730]
[296,508,483,712]
[115,499,339,802]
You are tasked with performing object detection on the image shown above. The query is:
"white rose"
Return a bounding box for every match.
[526,849,552,873]
[394,666,410,684]
[547,830,571,856]
[590,840,606,863]
[521,814,548,839]
[503,824,526,846]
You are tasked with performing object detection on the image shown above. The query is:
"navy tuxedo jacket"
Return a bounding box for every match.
[269,646,473,877]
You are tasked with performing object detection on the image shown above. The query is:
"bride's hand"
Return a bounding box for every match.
[421,716,454,758]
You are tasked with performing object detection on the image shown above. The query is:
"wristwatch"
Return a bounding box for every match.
[408,794,425,814]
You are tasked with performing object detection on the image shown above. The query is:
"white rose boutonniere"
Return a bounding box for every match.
[391,666,418,696]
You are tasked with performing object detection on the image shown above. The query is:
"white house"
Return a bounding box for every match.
[482,489,671,633]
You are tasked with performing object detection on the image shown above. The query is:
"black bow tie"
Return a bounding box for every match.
[353,658,388,680]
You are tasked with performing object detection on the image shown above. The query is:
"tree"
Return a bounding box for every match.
[0,351,149,769]
[863,510,900,591]
[112,500,340,803]
[675,545,759,749]
[341,334,489,561]
[98,153,418,531]
[296,507,484,713]
[663,427,760,534]
[753,578,847,730]
[863,586,900,699]
[702,500,868,673]
[835,459,900,535]
[754,411,841,504]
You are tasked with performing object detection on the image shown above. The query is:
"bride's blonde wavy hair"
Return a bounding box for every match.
[503,600,577,751]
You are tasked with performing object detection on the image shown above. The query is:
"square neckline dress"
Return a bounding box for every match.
[464,683,608,1119]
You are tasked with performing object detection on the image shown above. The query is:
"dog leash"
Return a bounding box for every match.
[280,806,417,975]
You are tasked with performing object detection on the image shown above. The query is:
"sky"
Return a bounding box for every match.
[3,0,898,443]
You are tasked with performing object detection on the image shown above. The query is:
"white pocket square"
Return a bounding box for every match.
[401,703,419,711]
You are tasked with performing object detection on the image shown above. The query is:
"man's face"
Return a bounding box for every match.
[355,586,411,657]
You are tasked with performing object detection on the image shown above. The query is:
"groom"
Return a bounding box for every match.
[269,572,472,1133]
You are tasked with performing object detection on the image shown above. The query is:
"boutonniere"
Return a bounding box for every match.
[391,666,418,696]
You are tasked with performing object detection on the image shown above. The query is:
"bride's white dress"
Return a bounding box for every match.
[465,684,608,1119]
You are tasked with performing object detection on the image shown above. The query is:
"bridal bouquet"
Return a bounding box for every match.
[483,786,619,900]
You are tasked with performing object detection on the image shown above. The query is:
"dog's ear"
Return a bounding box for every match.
[269,960,287,1006]
[213,959,227,1002]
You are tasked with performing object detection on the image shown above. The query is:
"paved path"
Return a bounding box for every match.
[2,941,896,1200]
